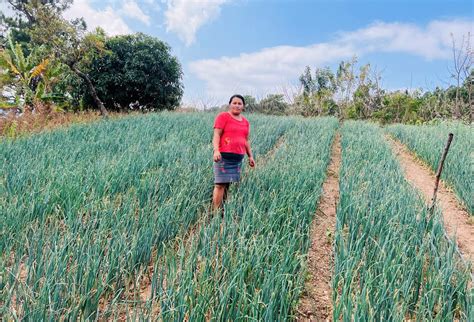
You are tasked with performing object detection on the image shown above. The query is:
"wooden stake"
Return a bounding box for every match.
[429,133,454,212]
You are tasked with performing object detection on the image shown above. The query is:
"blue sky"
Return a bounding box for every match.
[3,0,473,107]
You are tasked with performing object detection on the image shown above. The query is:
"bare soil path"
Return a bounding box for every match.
[387,136,474,264]
[297,133,341,321]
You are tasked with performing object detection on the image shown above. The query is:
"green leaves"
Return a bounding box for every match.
[334,121,471,320]
[0,34,53,110]
[1,113,298,319]
[387,122,473,214]
[82,33,183,112]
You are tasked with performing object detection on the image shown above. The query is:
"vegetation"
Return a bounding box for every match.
[387,121,473,214]
[334,121,471,320]
[2,112,472,319]
[152,117,338,320]
[1,2,471,126]
[1,2,471,321]
[1,113,299,319]
[79,33,183,112]
[243,56,472,123]
[0,1,183,116]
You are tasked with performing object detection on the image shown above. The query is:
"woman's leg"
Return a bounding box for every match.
[212,183,226,210]
[223,183,230,202]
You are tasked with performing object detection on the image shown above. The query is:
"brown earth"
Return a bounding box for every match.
[297,133,341,321]
[387,136,474,264]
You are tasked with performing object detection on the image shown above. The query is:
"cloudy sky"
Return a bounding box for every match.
[3,0,473,107]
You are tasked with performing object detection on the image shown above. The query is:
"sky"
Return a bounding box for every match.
[2,0,473,107]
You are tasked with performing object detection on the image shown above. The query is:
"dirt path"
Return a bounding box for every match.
[297,133,341,321]
[387,136,474,263]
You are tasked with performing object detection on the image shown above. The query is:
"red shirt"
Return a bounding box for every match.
[213,112,250,155]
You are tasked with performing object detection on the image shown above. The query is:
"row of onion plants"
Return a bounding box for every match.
[113,117,339,320]
[1,112,292,320]
[334,121,471,320]
[386,121,473,214]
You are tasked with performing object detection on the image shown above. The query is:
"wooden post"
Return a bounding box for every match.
[429,133,454,212]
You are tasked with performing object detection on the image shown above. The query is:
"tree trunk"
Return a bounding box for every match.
[70,65,108,117]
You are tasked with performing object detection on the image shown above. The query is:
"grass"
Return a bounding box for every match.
[333,121,471,320]
[387,121,473,214]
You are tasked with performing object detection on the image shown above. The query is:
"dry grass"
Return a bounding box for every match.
[0,104,127,138]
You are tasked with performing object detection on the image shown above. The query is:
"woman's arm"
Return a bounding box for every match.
[245,139,255,167]
[213,128,223,161]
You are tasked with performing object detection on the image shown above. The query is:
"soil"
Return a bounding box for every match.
[387,136,474,264]
[297,133,341,321]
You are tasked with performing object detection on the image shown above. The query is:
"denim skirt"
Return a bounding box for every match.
[213,153,244,184]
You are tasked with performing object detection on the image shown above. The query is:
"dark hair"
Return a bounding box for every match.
[229,94,245,106]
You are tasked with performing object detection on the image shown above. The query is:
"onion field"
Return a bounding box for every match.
[1,113,472,320]
[335,121,471,320]
[387,122,473,214]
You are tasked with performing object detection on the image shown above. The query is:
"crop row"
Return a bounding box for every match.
[1,112,293,319]
[387,122,473,214]
[115,117,339,320]
[334,121,471,320]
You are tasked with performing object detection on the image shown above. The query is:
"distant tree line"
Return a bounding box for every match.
[239,47,472,124]
[1,0,183,116]
[1,2,471,125]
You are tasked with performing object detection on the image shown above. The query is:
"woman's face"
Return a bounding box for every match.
[229,97,244,115]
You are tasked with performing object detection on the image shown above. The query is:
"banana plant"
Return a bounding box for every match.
[0,34,50,112]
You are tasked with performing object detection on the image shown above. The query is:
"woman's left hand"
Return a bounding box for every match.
[248,157,255,168]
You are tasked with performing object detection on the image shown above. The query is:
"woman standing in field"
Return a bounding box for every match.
[212,94,255,210]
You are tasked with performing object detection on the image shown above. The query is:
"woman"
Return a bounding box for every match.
[212,94,255,210]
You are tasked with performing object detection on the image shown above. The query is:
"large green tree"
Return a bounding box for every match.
[83,33,183,112]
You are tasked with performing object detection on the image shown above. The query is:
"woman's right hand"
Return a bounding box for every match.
[213,151,222,162]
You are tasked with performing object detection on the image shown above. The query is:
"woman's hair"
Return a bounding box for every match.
[229,94,245,106]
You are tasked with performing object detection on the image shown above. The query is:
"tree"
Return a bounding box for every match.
[0,0,72,49]
[449,32,472,119]
[242,95,258,112]
[83,33,183,112]
[28,4,109,116]
[314,67,337,114]
[465,69,473,122]
[350,63,382,119]
[258,94,288,115]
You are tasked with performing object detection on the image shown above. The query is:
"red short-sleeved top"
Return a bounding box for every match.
[213,112,250,155]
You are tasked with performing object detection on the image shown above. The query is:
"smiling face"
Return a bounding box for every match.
[229,97,244,115]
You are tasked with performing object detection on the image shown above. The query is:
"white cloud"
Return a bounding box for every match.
[63,0,132,35]
[164,0,229,46]
[340,19,473,60]
[189,18,473,100]
[120,1,151,26]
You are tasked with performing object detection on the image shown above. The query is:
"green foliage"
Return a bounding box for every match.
[0,0,73,51]
[0,34,53,110]
[1,112,305,319]
[242,94,258,112]
[334,121,471,320]
[295,60,472,123]
[152,116,339,320]
[297,66,338,116]
[370,90,422,124]
[255,93,288,115]
[80,33,183,112]
[387,121,474,214]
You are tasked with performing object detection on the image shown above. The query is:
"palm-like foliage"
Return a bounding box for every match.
[0,34,50,111]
